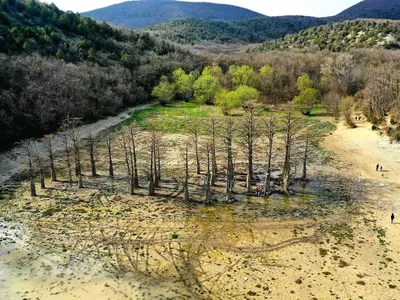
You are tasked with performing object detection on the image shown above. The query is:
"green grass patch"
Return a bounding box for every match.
[112,102,221,133]
[310,105,328,116]
[111,102,337,138]
[329,222,354,245]
[377,228,386,246]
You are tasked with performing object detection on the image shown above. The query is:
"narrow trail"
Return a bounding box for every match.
[0,103,153,186]
[324,116,400,253]
[324,118,400,183]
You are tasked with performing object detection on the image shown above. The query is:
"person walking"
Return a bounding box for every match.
[376,164,380,171]
[380,166,383,171]
[391,213,395,224]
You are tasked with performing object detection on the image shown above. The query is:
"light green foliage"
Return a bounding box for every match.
[259,64,274,95]
[211,62,224,82]
[293,88,320,115]
[215,85,259,114]
[215,89,238,114]
[193,67,221,105]
[293,73,320,115]
[172,68,197,102]
[152,76,176,106]
[228,65,258,89]
[234,85,260,105]
[341,96,355,127]
[297,73,313,92]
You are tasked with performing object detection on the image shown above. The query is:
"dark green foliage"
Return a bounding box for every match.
[330,0,400,21]
[148,16,327,45]
[0,0,205,150]
[257,20,400,52]
[82,0,264,29]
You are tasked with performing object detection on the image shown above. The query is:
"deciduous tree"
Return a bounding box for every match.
[152,75,175,106]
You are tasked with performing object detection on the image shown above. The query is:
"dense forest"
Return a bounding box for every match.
[331,0,400,21]
[147,16,326,45]
[257,20,400,52]
[0,0,205,150]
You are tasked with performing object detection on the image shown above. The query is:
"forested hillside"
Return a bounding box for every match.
[331,0,400,21]
[257,19,400,52]
[82,0,264,29]
[0,0,205,150]
[148,16,326,44]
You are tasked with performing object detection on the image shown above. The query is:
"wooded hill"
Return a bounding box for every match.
[256,19,400,52]
[0,0,205,150]
[330,0,400,21]
[147,16,327,44]
[82,0,264,29]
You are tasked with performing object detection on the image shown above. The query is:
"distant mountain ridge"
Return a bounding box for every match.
[82,0,400,46]
[331,0,400,21]
[82,0,264,29]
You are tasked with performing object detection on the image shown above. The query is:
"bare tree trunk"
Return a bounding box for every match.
[30,175,36,197]
[63,136,73,185]
[153,138,159,188]
[148,144,155,196]
[246,157,253,193]
[183,143,190,203]
[241,104,257,194]
[194,132,201,175]
[302,128,310,180]
[224,117,235,202]
[121,132,131,177]
[25,143,37,197]
[129,147,135,195]
[47,138,57,182]
[61,117,83,188]
[212,133,218,173]
[210,118,218,184]
[205,146,212,204]
[73,141,83,188]
[37,156,45,189]
[282,111,295,195]
[107,136,114,177]
[78,174,83,188]
[130,127,139,188]
[88,133,97,177]
[264,114,276,195]
[157,144,161,182]
[189,122,201,175]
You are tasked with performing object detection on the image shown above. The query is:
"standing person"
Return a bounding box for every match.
[380,166,383,171]
[376,164,380,171]
[391,213,395,224]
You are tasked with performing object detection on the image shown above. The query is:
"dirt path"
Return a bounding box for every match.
[0,103,153,186]
[324,118,400,183]
[325,117,400,282]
